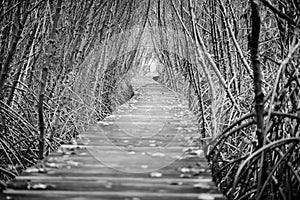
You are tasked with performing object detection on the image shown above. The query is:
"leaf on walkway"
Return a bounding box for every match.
[141,165,148,169]
[98,121,110,126]
[25,167,46,173]
[180,167,191,173]
[193,183,211,189]
[179,173,192,178]
[151,152,165,157]
[46,162,61,168]
[60,144,83,149]
[150,172,162,178]
[29,183,56,190]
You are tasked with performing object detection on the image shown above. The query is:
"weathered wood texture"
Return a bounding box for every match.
[2,75,225,200]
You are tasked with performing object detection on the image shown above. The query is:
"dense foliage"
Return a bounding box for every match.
[0,0,299,199]
[150,0,300,199]
[0,0,148,186]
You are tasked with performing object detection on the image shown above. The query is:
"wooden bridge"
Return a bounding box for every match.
[2,75,225,200]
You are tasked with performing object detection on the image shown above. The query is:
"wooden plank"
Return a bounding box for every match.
[6,179,216,193]
[3,78,224,200]
[4,190,225,200]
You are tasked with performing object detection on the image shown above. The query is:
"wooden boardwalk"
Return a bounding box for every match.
[2,75,225,200]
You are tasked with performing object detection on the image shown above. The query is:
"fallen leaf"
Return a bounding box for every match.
[31,183,47,189]
[193,183,211,189]
[150,172,162,178]
[98,121,110,126]
[180,174,192,178]
[25,168,39,173]
[46,162,60,168]
[151,152,165,157]
[25,167,46,173]
[29,183,55,190]
[60,144,82,149]
[180,167,191,173]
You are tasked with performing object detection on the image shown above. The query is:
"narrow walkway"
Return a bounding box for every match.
[2,75,225,200]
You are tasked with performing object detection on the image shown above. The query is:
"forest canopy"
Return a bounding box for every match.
[0,0,299,199]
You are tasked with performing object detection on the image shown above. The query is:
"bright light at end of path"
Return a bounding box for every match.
[80,25,198,173]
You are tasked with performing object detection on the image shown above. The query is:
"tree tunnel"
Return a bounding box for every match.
[1,0,300,199]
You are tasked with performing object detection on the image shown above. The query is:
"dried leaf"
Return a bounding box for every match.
[31,183,47,189]
[141,165,148,169]
[180,173,192,178]
[60,144,82,149]
[29,183,55,190]
[150,172,162,178]
[151,152,165,157]
[25,167,46,173]
[180,167,191,173]
[46,162,60,168]
[193,183,211,189]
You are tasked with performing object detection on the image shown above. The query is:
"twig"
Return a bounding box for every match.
[260,0,300,28]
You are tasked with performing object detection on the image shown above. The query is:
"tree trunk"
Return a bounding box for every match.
[38,0,62,160]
